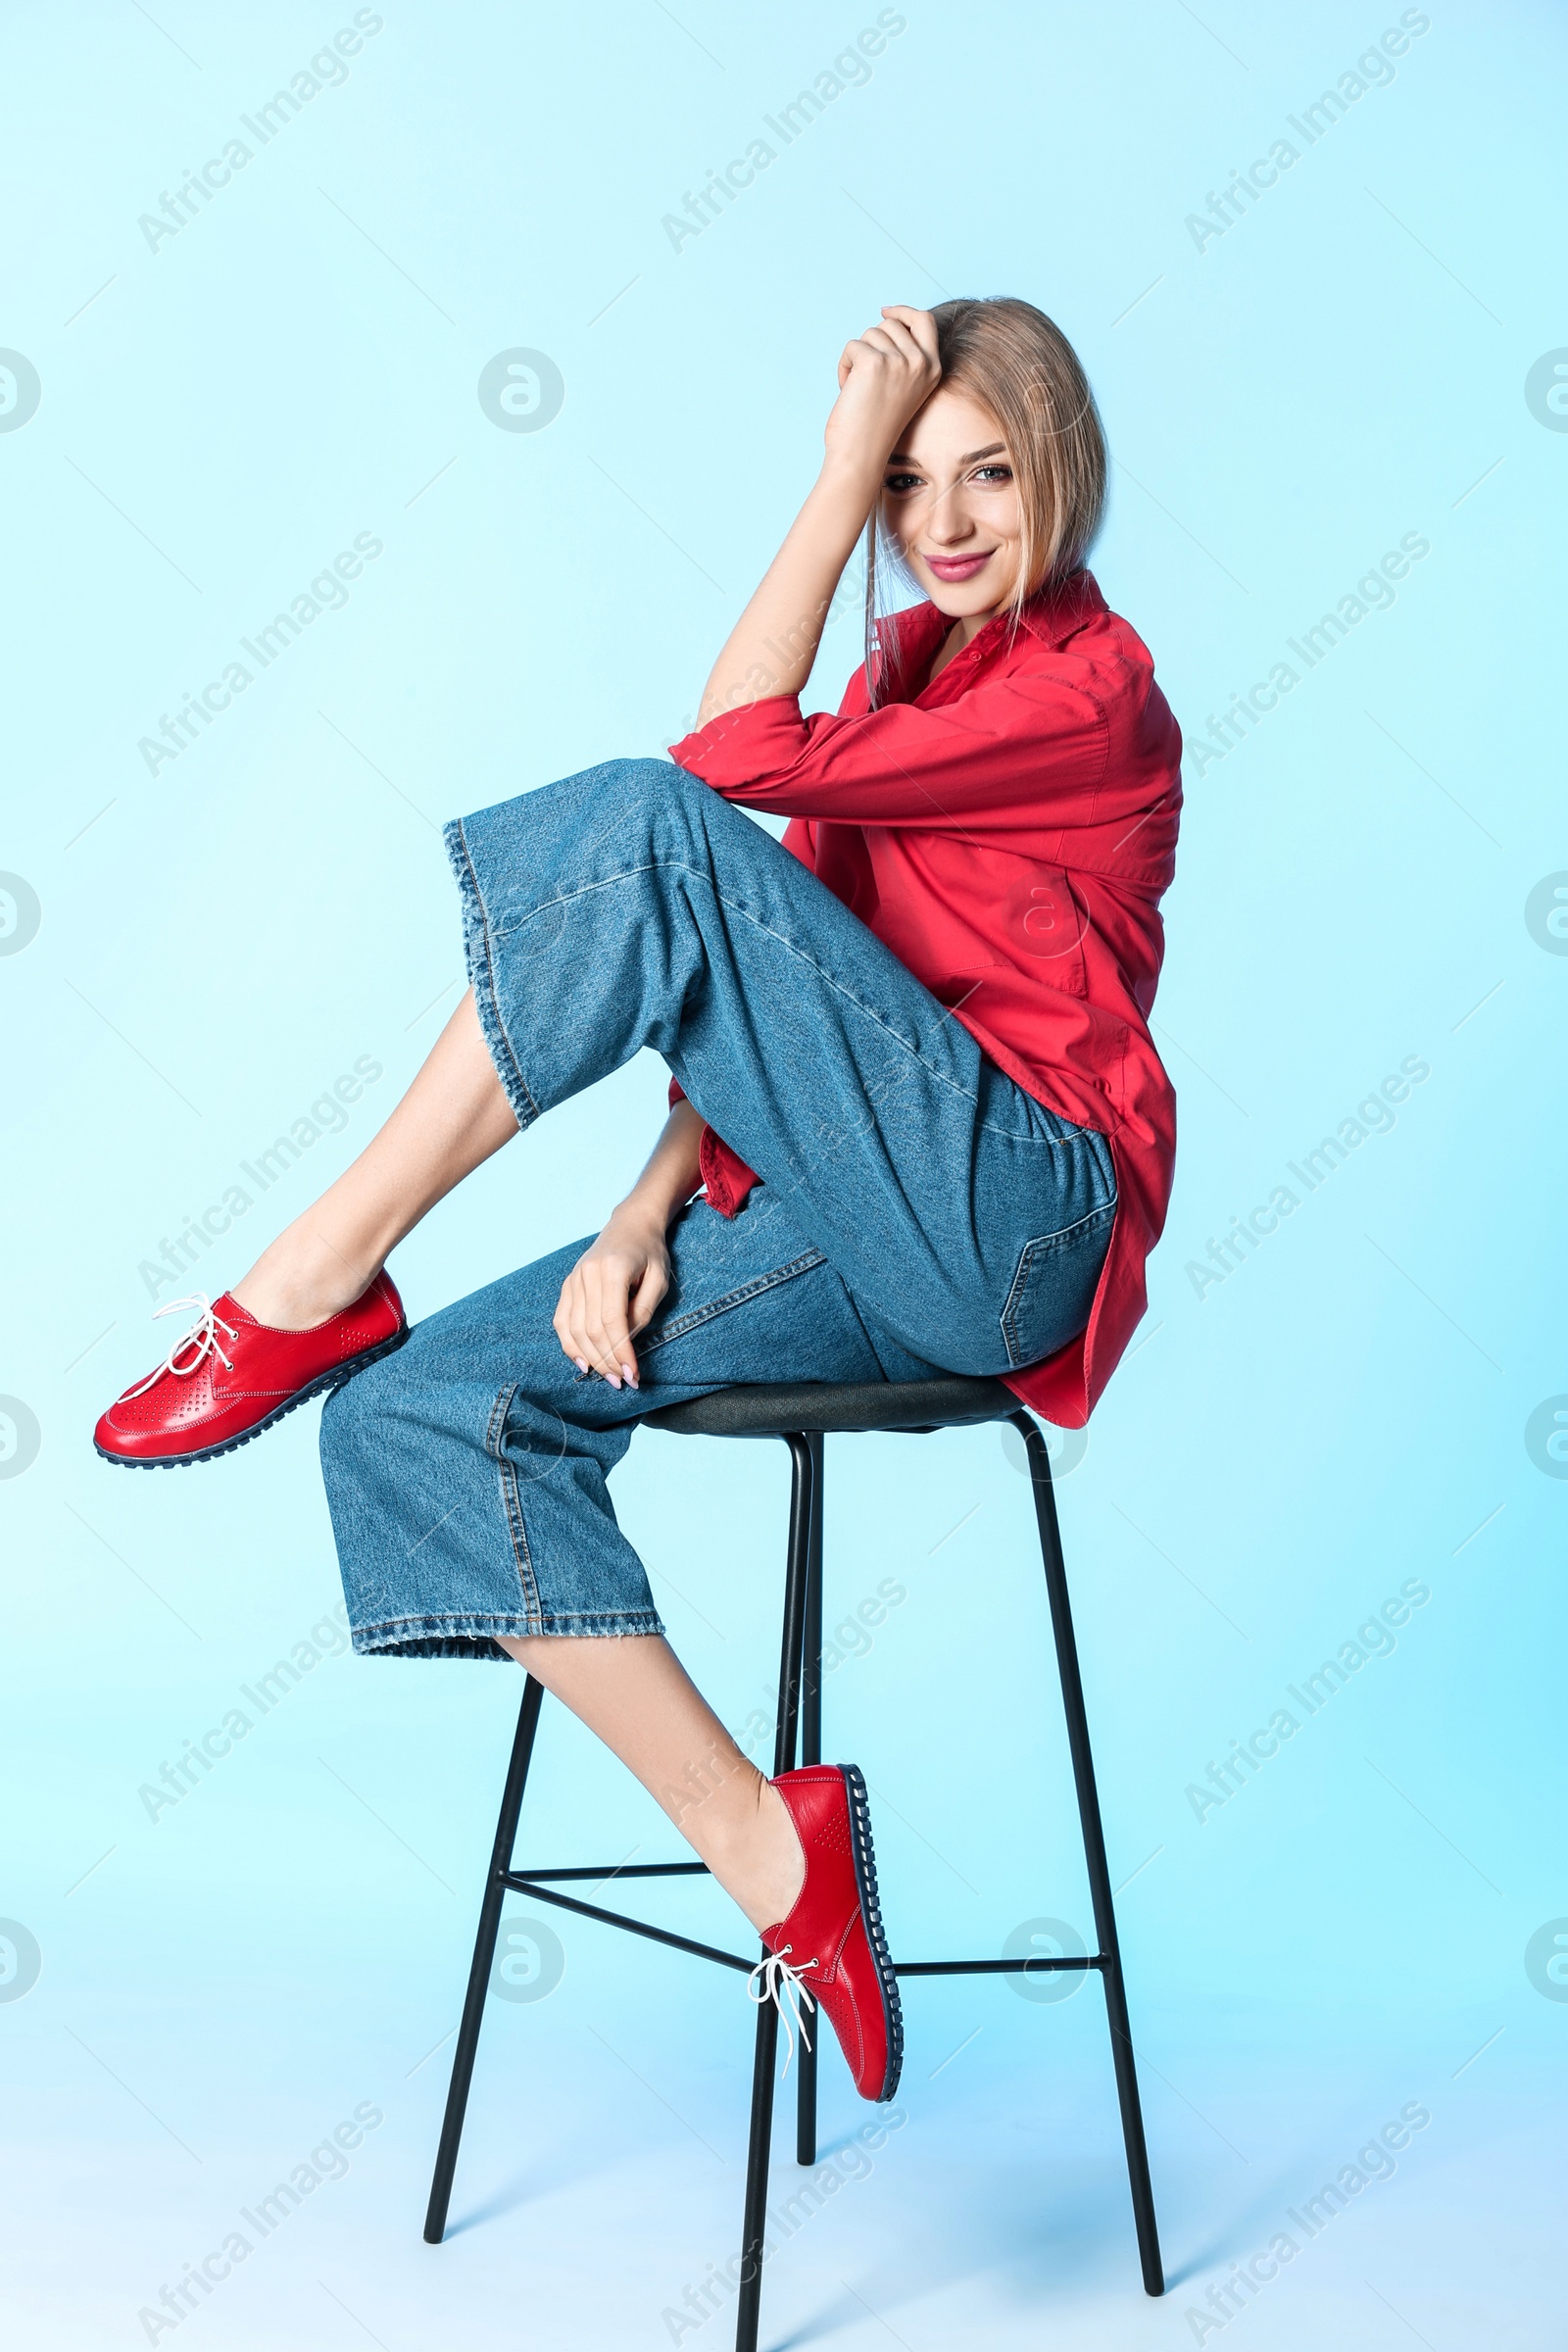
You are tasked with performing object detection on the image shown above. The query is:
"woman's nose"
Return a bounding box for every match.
[923,493,974,546]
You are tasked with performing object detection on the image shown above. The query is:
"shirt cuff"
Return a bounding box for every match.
[670,694,809,789]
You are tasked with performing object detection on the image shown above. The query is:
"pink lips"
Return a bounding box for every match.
[923,551,993,581]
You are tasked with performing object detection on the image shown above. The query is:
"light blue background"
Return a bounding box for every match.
[2,3,1563,2346]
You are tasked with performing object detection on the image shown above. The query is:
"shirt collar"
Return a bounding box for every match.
[890,569,1106,677]
[1016,568,1106,647]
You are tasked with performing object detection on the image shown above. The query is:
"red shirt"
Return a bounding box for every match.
[668,571,1182,1428]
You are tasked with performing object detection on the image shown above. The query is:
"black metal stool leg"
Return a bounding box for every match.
[424,1675,545,2245]
[1014,1413,1165,2298]
[734,1433,813,2352]
[796,1431,823,2167]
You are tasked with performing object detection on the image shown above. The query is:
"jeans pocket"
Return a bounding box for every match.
[1000,1200,1117,1370]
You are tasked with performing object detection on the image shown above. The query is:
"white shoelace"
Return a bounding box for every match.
[124,1293,239,1398]
[747,1944,818,2079]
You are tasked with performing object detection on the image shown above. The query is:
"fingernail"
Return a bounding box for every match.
[573,1356,589,1374]
[607,1373,621,1390]
[620,1363,637,1387]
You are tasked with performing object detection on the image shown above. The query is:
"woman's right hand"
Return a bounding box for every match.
[822,305,941,480]
[553,1200,672,1390]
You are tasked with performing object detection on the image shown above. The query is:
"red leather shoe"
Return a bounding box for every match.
[94,1275,407,1468]
[755,1763,903,2102]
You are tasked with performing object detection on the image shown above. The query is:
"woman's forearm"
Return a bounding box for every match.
[697,308,942,728]
[696,456,879,726]
[617,1098,706,1229]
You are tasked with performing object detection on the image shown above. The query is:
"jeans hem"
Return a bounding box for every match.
[445,816,543,1131]
[350,1605,667,1660]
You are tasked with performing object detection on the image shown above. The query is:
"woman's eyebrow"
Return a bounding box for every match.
[886,442,1007,466]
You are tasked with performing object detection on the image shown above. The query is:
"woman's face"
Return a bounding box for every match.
[880,385,1023,619]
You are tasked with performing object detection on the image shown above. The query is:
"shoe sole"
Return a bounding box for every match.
[93,1325,411,1470]
[842,1762,904,2101]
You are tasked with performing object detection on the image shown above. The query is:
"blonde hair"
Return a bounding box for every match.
[863,296,1106,704]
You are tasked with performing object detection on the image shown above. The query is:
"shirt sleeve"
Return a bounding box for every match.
[665,1079,757,1217]
[669,665,1108,832]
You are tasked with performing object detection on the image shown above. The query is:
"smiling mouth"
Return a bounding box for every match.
[922,551,994,580]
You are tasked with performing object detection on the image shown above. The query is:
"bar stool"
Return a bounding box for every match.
[422,1378,1164,2346]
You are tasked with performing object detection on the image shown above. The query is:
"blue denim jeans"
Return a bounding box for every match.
[319,760,1115,1657]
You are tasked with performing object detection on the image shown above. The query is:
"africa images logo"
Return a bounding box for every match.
[477,349,564,433]
[1525,350,1568,432]
[0,873,41,954]
[0,351,41,432]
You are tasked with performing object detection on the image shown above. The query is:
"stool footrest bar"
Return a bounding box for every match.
[505,1861,711,1884]
[505,1875,754,1975]
[894,1955,1107,1977]
[505,1862,1114,1976]
[503,1872,1111,1982]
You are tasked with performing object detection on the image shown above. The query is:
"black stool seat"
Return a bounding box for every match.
[642,1374,1013,1438]
[422,1378,1164,2344]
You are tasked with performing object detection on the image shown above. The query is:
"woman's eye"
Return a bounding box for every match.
[973,465,1013,485]
[883,472,921,494]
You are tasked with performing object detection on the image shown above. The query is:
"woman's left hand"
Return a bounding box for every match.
[553,1200,672,1389]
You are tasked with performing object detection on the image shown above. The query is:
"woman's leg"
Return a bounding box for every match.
[495,1633,803,1932]
[232,989,515,1329]
[236,753,1108,1371]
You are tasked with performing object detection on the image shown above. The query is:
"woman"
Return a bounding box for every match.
[94,299,1182,2104]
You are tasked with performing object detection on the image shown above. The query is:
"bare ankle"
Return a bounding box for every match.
[231,1228,380,1329]
[757,1778,807,1926]
[713,1777,805,1935]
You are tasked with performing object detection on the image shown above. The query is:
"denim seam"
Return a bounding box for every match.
[355,1611,664,1634]
[352,1606,665,1651]
[446,818,544,1130]
[486,1380,545,1633]
[488,851,1091,1149]
[637,1247,828,1356]
[1000,1198,1118,1369]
